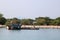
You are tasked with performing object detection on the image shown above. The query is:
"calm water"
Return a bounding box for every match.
[0,28,60,40]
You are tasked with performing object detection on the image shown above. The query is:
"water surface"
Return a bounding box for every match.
[0,28,60,40]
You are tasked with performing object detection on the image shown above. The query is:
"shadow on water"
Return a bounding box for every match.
[21,28,39,30]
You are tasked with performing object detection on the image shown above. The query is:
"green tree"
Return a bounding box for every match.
[11,18,20,24]
[35,17,46,25]
[44,17,51,25]
[21,19,34,25]
[5,19,11,26]
[0,13,3,17]
[5,18,21,26]
[55,17,60,25]
[0,14,6,25]
[35,17,51,25]
[50,17,60,25]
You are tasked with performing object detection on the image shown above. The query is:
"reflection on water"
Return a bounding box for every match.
[0,28,60,40]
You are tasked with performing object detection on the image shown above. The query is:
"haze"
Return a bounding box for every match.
[0,0,60,19]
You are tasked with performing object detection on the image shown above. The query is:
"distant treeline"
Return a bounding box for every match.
[0,14,60,26]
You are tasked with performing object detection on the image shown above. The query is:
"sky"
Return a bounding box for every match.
[0,0,60,19]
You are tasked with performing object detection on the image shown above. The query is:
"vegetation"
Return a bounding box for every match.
[5,18,20,26]
[21,19,34,25]
[0,13,60,25]
[0,14,6,25]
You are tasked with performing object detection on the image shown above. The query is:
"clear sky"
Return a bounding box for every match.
[0,0,60,19]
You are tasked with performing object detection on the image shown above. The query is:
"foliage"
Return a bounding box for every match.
[0,13,60,25]
[5,18,21,26]
[35,17,51,25]
[5,19,11,26]
[21,19,34,25]
[0,13,3,17]
[0,14,6,25]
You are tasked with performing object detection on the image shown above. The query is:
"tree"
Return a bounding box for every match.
[49,17,60,25]
[5,19,11,26]
[35,17,46,25]
[55,17,60,25]
[0,14,6,25]
[21,19,34,25]
[11,18,20,24]
[5,18,21,26]
[35,17,51,25]
[44,17,51,25]
[0,13,3,17]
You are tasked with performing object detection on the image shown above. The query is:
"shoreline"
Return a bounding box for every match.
[0,25,60,29]
[21,25,60,29]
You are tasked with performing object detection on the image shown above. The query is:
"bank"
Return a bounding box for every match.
[0,25,60,29]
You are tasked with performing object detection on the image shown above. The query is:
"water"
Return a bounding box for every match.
[0,28,60,40]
